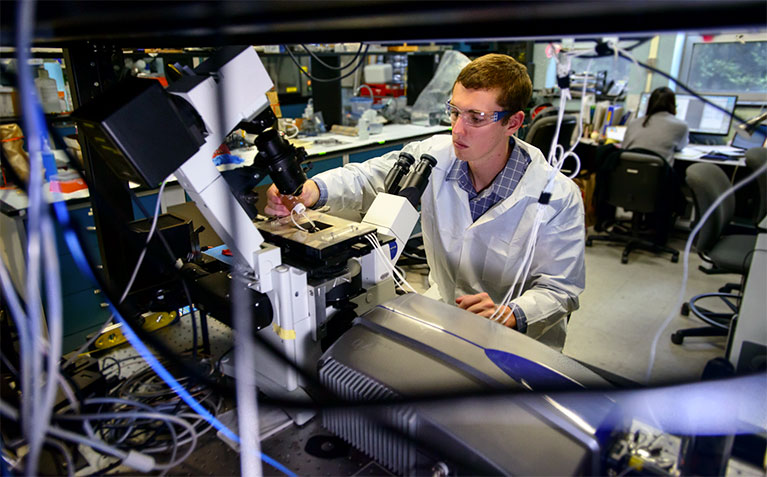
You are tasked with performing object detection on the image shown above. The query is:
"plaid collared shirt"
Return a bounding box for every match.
[446,138,532,222]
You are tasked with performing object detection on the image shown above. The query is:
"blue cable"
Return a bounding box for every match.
[0,443,10,477]
[52,202,297,477]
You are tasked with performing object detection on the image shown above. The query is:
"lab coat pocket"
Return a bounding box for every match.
[481,234,525,287]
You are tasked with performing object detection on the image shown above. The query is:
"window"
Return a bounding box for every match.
[679,33,767,104]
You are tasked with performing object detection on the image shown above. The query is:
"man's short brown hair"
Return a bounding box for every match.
[455,53,532,121]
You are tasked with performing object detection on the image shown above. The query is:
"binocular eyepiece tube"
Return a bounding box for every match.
[397,153,438,208]
[384,151,416,194]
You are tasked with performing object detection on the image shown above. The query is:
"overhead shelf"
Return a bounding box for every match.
[1,1,765,47]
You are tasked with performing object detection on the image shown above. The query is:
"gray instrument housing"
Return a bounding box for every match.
[319,294,615,475]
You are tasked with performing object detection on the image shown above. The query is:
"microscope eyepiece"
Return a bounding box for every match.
[397,153,438,208]
[384,151,416,194]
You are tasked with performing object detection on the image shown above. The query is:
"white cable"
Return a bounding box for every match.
[364,235,399,286]
[0,400,137,468]
[119,177,172,304]
[72,395,208,468]
[36,215,63,470]
[553,57,590,180]
[644,160,767,384]
[368,233,417,293]
[289,201,317,232]
[290,208,308,231]
[62,176,172,370]
[282,120,299,139]
[146,412,217,452]
[55,411,197,470]
[364,233,417,293]
[546,82,570,166]
[489,47,593,323]
[369,240,405,290]
[78,396,175,450]
[568,58,593,160]
[547,52,590,178]
[489,204,547,321]
[16,4,46,471]
[613,42,641,71]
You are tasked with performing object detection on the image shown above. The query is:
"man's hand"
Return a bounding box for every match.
[456,292,516,329]
[264,180,320,216]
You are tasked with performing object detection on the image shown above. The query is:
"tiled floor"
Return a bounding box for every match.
[404,228,736,386]
[565,229,734,385]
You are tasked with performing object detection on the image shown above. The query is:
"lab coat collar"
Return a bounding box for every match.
[471,139,553,227]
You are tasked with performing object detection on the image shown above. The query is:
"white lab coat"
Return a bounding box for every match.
[314,134,585,349]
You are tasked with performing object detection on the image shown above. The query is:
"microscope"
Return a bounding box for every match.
[72,45,435,420]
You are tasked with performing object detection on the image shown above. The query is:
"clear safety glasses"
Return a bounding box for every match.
[445,101,511,128]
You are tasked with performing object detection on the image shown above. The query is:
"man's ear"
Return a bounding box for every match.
[505,111,525,136]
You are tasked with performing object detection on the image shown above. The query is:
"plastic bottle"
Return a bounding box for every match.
[303,99,314,120]
[357,118,369,140]
[35,68,61,114]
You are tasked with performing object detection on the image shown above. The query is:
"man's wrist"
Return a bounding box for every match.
[511,304,527,333]
[500,306,516,329]
[312,177,328,208]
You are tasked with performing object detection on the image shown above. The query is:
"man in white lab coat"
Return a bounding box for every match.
[266,54,585,349]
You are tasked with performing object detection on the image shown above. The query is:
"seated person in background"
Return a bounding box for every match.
[265,54,585,350]
[622,86,689,165]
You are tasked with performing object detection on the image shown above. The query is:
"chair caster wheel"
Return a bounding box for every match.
[586,239,593,247]
[671,332,684,345]
[681,303,690,316]
[621,255,629,264]
[671,254,679,263]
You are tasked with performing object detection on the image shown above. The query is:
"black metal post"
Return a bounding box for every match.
[63,41,135,292]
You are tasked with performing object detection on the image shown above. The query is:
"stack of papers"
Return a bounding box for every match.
[677,145,744,160]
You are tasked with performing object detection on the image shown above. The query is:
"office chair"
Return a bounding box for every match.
[586,151,680,264]
[745,147,766,225]
[670,162,759,345]
[524,109,577,162]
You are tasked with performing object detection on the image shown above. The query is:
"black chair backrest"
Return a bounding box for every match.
[745,147,767,223]
[685,162,735,254]
[525,114,577,160]
[606,151,666,214]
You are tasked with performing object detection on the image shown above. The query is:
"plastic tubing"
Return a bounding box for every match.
[55,411,197,470]
[366,233,417,293]
[490,50,591,322]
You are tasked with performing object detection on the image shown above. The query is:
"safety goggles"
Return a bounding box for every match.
[445,101,511,128]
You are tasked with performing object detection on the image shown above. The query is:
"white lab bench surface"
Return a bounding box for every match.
[299,123,450,159]
[231,123,450,166]
[0,123,451,212]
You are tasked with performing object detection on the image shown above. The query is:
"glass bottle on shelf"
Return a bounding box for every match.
[34,68,62,114]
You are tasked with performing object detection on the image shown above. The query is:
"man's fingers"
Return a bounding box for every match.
[477,308,495,318]
[466,302,494,315]
[457,295,482,309]
[264,203,289,217]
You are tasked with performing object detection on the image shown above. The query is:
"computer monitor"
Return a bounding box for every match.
[731,124,767,150]
[637,92,737,135]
